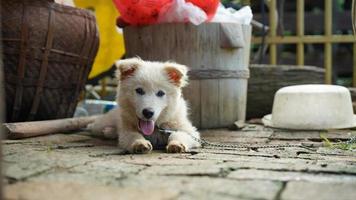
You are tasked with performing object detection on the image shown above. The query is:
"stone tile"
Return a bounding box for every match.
[316,147,356,156]
[228,169,356,183]
[3,128,356,200]
[140,164,225,176]
[4,181,179,200]
[178,190,254,200]
[5,133,93,144]
[201,127,273,138]
[121,175,283,200]
[188,152,310,166]
[118,152,223,166]
[189,152,356,174]
[30,159,147,185]
[281,181,356,200]
[201,136,269,144]
[3,160,53,181]
[297,153,356,163]
[306,161,356,174]
[271,130,355,140]
[3,147,100,180]
[191,146,314,160]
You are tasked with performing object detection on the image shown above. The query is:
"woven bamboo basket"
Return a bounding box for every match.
[2,0,99,122]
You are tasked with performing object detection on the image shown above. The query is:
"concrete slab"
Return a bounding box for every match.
[3,126,356,200]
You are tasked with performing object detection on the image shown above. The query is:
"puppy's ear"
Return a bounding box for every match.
[115,58,142,81]
[164,63,189,87]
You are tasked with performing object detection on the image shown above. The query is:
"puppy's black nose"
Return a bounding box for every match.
[142,109,154,119]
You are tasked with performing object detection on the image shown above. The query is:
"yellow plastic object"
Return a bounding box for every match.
[74,0,125,79]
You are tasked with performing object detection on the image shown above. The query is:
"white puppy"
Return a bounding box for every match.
[88,58,201,154]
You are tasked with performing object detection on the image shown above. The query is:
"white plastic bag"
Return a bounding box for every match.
[55,0,75,7]
[212,3,253,24]
[158,0,208,25]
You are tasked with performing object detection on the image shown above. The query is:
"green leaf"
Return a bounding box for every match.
[320,133,333,147]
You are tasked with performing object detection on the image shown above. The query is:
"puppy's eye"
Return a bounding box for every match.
[135,88,145,95]
[156,90,165,97]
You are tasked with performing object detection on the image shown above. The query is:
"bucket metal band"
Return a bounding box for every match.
[188,69,250,80]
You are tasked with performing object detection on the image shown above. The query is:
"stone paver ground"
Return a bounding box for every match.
[2,125,356,200]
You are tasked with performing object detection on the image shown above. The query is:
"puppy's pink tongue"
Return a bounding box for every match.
[139,119,155,135]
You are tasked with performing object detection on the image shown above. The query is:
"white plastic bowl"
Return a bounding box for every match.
[262,84,356,130]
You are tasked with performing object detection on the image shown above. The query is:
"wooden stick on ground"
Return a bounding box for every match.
[3,116,99,139]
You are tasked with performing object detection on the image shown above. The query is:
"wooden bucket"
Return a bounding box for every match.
[2,0,99,122]
[124,23,251,129]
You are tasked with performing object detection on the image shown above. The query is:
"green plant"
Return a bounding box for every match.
[320,133,356,150]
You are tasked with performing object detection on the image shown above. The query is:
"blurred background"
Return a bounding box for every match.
[1,0,356,122]
[74,0,356,120]
[77,0,356,100]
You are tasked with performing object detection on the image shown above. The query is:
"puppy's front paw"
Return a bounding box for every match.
[166,141,186,153]
[131,139,152,154]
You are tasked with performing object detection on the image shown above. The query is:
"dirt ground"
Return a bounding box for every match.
[2,124,356,200]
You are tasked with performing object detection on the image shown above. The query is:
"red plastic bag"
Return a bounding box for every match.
[113,0,219,25]
[187,0,219,20]
[113,0,170,25]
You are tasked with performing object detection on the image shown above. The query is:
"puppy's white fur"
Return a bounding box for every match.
[88,58,200,154]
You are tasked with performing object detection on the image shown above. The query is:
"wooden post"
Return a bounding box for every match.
[296,0,305,66]
[352,0,356,34]
[269,0,277,65]
[353,42,356,87]
[324,0,333,84]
